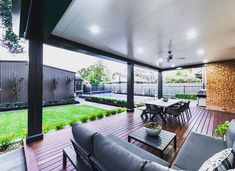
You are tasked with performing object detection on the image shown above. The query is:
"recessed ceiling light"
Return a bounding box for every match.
[137,48,143,54]
[203,59,208,63]
[159,58,163,62]
[197,49,205,56]
[171,64,175,68]
[186,29,197,40]
[89,25,101,34]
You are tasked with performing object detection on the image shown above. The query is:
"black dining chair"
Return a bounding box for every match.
[141,104,165,122]
[166,105,185,127]
[180,101,192,119]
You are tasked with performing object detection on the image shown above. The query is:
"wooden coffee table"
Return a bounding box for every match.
[128,127,176,158]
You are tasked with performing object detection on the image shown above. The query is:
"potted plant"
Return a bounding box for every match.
[144,122,162,136]
[215,121,230,140]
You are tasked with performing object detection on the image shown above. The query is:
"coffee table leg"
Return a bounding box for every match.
[174,137,177,151]
[128,136,131,143]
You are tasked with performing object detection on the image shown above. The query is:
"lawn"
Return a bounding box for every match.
[0,104,107,138]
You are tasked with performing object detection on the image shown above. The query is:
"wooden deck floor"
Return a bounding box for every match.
[24,107,235,171]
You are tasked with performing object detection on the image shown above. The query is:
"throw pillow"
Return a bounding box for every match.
[199,148,234,171]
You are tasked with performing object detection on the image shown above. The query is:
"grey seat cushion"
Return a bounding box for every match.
[172,132,226,171]
[226,119,235,148]
[107,134,169,167]
[93,134,146,171]
[72,123,97,154]
[143,162,169,171]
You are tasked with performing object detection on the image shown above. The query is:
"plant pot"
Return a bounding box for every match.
[145,127,161,136]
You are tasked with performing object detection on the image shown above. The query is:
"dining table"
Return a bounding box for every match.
[142,98,182,123]
[145,99,182,108]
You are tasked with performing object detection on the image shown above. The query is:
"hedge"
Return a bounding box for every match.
[175,93,197,100]
[85,96,127,107]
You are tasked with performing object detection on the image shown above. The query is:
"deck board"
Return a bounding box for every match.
[24,107,235,171]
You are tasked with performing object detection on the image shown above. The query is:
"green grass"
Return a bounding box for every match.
[0,105,107,138]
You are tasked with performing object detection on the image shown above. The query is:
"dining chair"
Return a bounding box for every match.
[166,105,185,127]
[144,104,164,122]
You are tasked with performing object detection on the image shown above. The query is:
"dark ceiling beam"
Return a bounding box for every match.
[160,63,205,72]
[19,0,72,40]
[46,35,161,71]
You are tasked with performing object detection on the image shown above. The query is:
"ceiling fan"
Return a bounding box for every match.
[158,39,186,64]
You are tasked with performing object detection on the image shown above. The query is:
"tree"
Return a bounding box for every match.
[0,0,25,53]
[78,61,110,86]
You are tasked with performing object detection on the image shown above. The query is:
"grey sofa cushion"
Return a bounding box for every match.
[226,120,235,148]
[173,132,226,171]
[143,162,169,171]
[107,134,169,167]
[72,123,97,154]
[89,155,109,171]
[93,134,146,171]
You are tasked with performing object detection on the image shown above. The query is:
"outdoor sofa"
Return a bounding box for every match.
[67,120,235,171]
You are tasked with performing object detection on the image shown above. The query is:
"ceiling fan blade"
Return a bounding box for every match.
[175,57,186,60]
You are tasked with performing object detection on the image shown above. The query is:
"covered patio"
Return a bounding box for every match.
[10,0,235,171]
[24,108,234,170]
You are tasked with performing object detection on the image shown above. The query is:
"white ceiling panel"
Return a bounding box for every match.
[52,0,235,68]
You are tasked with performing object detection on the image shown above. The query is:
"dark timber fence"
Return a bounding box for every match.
[0,61,75,104]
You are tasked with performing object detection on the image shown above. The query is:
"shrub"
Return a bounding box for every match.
[175,93,197,100]
[110,110,117,115]
[120,107,126,112]
[68,119,78,126]
[55,122,66,130]
[117,107,123,113]
[97,113,104,119]
[43,124,53,133]
[0,133,16,151]
[86,96,127,107]
[105,110,111,116]
[81,117,88,123]
[89,115,97,121]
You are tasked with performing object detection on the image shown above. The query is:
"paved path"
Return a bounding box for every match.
[0,148,25,171]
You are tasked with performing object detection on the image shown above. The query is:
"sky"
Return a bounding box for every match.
[0,40,128,73]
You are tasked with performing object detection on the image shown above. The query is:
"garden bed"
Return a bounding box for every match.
[0,98,79,112]
[84,96,127,107]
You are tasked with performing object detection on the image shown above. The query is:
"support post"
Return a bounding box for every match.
[158,71,163,99]
[26,39,43,144]
[127,62,134,112]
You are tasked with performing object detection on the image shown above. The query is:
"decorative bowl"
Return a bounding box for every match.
[145,127,161,136]
[162,97,169,102]
[144,122,162,137]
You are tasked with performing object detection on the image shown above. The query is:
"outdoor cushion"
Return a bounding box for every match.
[72,123,97,155]
[93,134,146,171]
[106,134,169,167]
[199,148,234,171]
[143,161,169,171]
[89,155,109,171]
[172,132,226,171]
[226,119,235,148]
